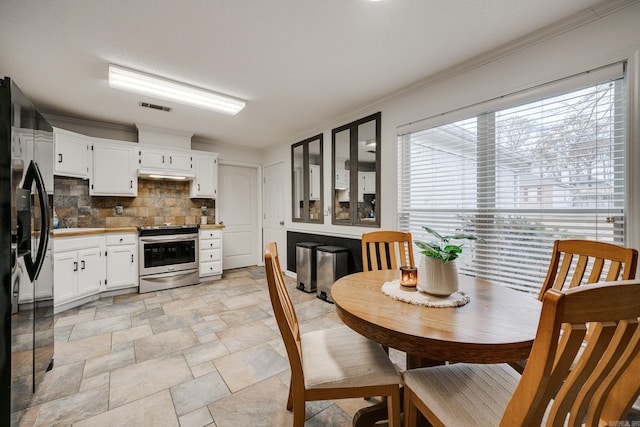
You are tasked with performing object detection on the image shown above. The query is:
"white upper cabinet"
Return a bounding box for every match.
[358,171,376,202]
[309,164,321,200]
[34,131,54,193]
[90,138,138,197]
[139,146,194,175]
[54,128,91,179]
[190,151,218,198]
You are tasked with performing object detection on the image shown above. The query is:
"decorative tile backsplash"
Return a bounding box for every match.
[53,177,215,228]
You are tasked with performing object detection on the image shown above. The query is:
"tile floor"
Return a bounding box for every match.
[12,266,640,426]
[12,267,390,427]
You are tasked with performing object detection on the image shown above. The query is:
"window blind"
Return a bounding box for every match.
[398,66,627,294]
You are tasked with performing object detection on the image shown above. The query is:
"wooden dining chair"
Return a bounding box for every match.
[537,239,638,300]
[402,279,640,427]
[264,242,401,427]
[361,231,414,272]
[536,239,640,421]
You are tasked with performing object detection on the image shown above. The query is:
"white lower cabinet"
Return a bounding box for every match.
[199,229,223,278]
[54,235,104,312]
[105,233,138,290]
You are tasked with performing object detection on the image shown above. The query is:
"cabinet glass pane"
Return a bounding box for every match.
[357,120,377,222]
[308,139,321,220]
[292,144,304,221]
[291,134,323,223]
[334,129,350,222]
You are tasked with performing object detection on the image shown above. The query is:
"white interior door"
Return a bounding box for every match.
[263,162,287,269]
[218,164,259,269]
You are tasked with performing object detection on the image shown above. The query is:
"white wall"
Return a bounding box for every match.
[263,2,640,249]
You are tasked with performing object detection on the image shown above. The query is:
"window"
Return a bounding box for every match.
[292,134,323,223]
[398,64,627,294]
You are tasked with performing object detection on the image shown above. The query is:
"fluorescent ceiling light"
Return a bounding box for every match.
[108,64,245,115]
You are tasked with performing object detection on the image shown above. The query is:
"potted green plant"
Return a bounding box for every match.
[414,226,485,295]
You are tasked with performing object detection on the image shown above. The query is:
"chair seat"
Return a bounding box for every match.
[404,363,520,426]
[301,325,400,390]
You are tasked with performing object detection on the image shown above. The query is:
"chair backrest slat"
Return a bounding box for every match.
[361,231,414,272]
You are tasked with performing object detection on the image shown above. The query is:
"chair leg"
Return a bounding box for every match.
[403,387,418,427]
[293,397,306,427]
[286,379,293,410]
[387,387,401,427]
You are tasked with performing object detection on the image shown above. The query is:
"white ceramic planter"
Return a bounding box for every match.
[418,255,459,296]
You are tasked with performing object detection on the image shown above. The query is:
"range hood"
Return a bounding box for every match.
[136,124,195,181]
[137,169,195,181]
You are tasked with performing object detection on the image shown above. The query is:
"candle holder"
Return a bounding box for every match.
[400,266,418,287]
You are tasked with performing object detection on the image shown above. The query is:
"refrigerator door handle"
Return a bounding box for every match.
[22,160,50,282]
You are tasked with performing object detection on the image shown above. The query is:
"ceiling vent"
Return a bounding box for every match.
[139,102,171,112]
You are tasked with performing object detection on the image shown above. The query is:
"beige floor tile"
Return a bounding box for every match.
[111,323,153,346]
[31,361,84,406]
[83,345,136,378]
[74,390,179,427]
[170,371,230,416]
[93,299,147,320]
[134,326,199,362]
[33,383,109,426]
[79,371,110,392]
[148,310,204,334]
[68,314,131,341]
[178,406,214,427]
[214,343,288,393]
[54,332,112,366]
[216,320,279,353]
[208,375,293,427]
[183,339,229,367]
[161,295,209,315]
[220,293,264,310]
[190,361,218,378]
[109,352,193,409]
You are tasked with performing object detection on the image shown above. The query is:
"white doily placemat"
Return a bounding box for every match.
[381,280,470,308]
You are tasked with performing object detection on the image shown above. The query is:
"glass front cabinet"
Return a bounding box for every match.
[292,134,323,223]
[332,112,381,227]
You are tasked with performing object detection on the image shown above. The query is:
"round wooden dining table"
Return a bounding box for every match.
[331,270,542,366]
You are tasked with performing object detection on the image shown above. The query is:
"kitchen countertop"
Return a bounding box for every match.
[52,227,138,237]
[200,224,225,229]
[52,224,224,237]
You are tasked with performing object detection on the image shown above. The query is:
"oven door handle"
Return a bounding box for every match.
[139,234,199,243]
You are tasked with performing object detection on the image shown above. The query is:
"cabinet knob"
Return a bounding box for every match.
[120,238,123,242]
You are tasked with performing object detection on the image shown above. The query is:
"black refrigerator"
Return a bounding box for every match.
[1,77,54,425]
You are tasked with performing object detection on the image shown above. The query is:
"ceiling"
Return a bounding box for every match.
[0,0,608,150]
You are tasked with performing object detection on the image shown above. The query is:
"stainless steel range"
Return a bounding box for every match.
[138,225,199,293]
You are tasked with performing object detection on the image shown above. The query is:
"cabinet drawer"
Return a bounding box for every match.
[200,229,221,240]
[106,234,137,246]
[200,260,222,277]
[200,238,221,250]
[55,235,103,252]
[200,248,221,262]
